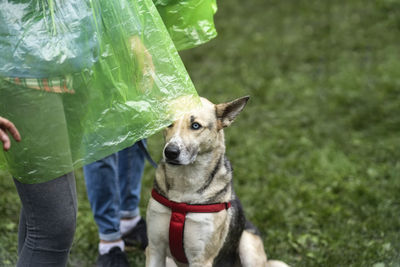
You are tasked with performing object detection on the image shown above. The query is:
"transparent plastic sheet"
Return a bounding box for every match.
[0,0,203,183]
[154,0,218,51]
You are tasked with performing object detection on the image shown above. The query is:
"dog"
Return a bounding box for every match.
[146,96,289,267]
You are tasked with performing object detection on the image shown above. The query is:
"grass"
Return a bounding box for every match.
[1,0,400,266]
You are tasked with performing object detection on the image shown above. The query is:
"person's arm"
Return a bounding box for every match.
[0,117,21,151]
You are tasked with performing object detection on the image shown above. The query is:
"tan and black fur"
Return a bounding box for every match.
[146,97,288,267]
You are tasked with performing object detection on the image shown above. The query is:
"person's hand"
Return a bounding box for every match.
[0,117,21,151]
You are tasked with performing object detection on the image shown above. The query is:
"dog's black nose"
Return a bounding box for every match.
[164,144,180,160]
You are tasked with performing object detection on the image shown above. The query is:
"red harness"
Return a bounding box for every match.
[151,189,231,263]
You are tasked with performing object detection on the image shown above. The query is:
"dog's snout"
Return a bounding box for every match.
[164,144,180,160]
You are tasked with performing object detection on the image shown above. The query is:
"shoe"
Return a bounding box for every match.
[96,247,129,267]
[122,217,148,250]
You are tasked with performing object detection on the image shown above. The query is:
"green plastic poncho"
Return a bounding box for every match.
[154,0,218,50]
[0,0,217,183]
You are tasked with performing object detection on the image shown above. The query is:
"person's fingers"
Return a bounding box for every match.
[0,128,11,151]
[0,117,21,142]
[6,121,21,142]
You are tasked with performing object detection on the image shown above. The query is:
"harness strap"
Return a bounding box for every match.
[151,189,231,263]
[137,139,158,168]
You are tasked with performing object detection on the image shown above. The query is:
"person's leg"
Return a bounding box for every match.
[84,153,130,266]
[17,208,26,255]
[118,140,148,249]
[14,172,77,267]
[83,153,122,242]
[118,140,145,220]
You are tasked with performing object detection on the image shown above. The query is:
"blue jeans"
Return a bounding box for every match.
[83,140,146,241]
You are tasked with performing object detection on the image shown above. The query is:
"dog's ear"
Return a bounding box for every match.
[216,96,250,130]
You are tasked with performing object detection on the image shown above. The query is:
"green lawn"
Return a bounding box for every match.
[1,0,400,266]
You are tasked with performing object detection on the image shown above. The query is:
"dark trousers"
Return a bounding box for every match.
[13,172,77,267]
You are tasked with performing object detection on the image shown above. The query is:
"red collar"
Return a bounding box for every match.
[151,189,231,263]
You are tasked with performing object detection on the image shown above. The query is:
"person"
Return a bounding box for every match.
[0,115,78,267]
[0,1,97,264]
[81,15,157,266]
[83,140,148,267]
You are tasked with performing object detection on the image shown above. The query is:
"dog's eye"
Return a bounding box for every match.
[191,122,202,130]
[167,123,174,128]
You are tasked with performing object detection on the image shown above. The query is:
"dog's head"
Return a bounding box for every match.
[163,96,249,165]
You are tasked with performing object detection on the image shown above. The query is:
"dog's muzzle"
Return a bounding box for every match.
[164,144,180,164]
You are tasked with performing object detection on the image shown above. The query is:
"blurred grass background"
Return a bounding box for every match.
[1,0,400,266]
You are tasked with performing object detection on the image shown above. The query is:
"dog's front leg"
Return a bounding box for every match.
[146,198,171,267]
[184,212,229,267]
[146,244,167,267]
